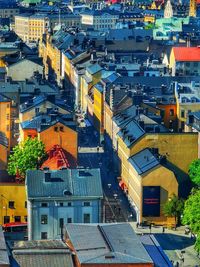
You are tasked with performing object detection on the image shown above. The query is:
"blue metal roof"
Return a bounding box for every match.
[86,64,102,75]
[26,169,103,199]
[65,223,153,264]
[128,148,160,175]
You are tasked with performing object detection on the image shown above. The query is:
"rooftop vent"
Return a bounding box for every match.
[63,189,72,196]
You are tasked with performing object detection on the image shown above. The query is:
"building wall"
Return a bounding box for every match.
[93,87,104,134]
[29,198,102,240]
[0,8,19,19]
[0,184,27,225]
[0,101,11,150]
[124,162,178,224]
[14,16,29,42]
[130,133,198,173]
[7,59,43,81]
[157,103,177,130]
[142,166,178,224]
[38,122,78,159]
[117,132,198,183]
[0,144,7,170]
[178,102,200,130]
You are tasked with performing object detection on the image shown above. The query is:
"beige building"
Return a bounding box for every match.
[14,13,81,43]
[14,14,49,42]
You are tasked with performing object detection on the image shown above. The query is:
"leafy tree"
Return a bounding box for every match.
[189,159,200,186]
[7,138,46,179]
[163,194,184,228]
[182,189,200,252]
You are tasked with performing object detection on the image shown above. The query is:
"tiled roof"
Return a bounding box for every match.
[65,223,153,264]
[128,148,160,175]
[26,169,103,199]
[173,47,200,62]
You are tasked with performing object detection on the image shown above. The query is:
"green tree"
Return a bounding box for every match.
[182,189,200,252]
[189,159,200,186]
[7,138,46,179]
[163,194,184,228]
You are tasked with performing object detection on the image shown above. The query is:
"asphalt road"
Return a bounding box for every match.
[77,124,135,222]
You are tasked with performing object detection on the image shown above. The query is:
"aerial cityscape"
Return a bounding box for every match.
[0,0,200,266]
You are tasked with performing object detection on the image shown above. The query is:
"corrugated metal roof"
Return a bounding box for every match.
[26,169,103,199]
[65,223,153,264]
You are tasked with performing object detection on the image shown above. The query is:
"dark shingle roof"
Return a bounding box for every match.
[26,169,103,199]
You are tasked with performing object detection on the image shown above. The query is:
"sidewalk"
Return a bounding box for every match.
[130,222,200,267]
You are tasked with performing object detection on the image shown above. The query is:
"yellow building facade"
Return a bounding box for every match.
[93,85,104,134]
[0,184,27,225]
[126,158,178,225]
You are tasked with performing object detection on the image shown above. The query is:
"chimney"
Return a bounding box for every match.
[44,170,51,182]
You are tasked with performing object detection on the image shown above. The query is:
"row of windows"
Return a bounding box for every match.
[4,215,27,224]
[7,201,27,209]
[40,213,90,229]
[41,201,91,207]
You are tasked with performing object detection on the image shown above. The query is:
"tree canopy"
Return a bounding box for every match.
[182,189,200,252]
[7,138,46,179]
[189,159,200,186]
[163,194,184,226]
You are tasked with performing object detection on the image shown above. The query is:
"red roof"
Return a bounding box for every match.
[41,145,77,170]
[3,222,27,228]
[173,47,200,62]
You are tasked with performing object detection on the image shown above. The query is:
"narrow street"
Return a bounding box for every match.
[77,123,136,223]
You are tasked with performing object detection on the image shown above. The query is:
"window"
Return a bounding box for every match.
[4,216,10,224]
[83,213,90,223]
[83,202,91,207]
[60,126,64,132]
[35,108,40,114]
[60,203,63,207]
[25,201,27,208]
[24,216,27,222]
[67,202,72,207]
[59,218,64,228]
[41,232,47,239]
[67,218,72,223]
[54,126,58,132]
[9,201,15,209]
[14,216,21,222]
[41,203,48,207]
[181,110,185,118]
[169,109,174,116]
[41,215,48,224]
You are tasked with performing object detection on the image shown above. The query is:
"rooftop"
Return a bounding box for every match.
[65,223,153,264]
[13,240,73,267]
[128,148,160,175]
[26,168,103,199]
[173,47,200,62]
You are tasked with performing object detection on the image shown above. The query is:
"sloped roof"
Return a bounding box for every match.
[26,169,103,199]
[65,223,153,264]
[13,240,73,267]
[173,47,200,62]
[128,148,160,175]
